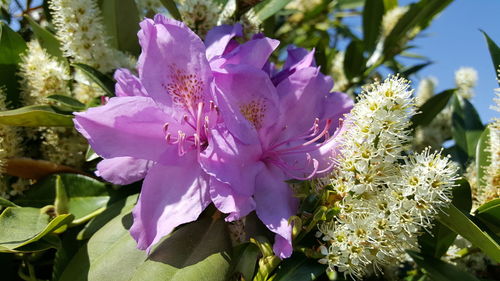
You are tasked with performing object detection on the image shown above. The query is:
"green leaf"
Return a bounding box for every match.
[0,207,73,251]
[407,251,480,281]
[25,16,64,59]
[475,199,500,233]
[418,179,472,258]
[59,209,232,281]
[400,62,432,78]
[72,63,115,96]
[245,0,293,23]
[476,126,491,188]
[438,204,500,262]
[383,0,398,10]
[412,89,454,127]
[0,105,74,127]
[481,30,500,86]
[231,243,260,281]
[362,0,385,51]
[272,253,326,281]
[451,94,485,161]
[159,0,182,21]
[336,0,364,9]
[383,0,452,58]
[47,95,86,111]
[343,40,366,80]
[0,22,27,107]
[85,146,100,162]
[52,227,87,281]
[101,0,141,55]
[16,174,110,222]
[77,194,138,240]
[0,197,18,207]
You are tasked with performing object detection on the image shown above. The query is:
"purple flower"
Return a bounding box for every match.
[201,46,353,258]
[74,14,353,259]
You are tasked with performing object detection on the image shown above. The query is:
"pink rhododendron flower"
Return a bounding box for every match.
[74,14,353,258]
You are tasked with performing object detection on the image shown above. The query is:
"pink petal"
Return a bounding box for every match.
[96,157,153,185]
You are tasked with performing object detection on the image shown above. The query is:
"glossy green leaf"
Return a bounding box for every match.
[52,227,87,281]
[476,127,491,188]
[412,89,454,127]
[101,0,141,55]
[272,253,326,281]
[47,95,86,111]
[336,0,364,9]
[0,22,27,107]
[160,0,182,21]
[400,62,432,78]
[384,0,452,58]
[16,174,110,222]
[77,194,138,240]
[408,251,480,281]
[72,63,115,96]
[0,207,73,251]
[481,31,500,86]
[383,0,398,10]
[246,0,293,22]
[60,209,232,281]
[0,105,74,127]
[362,0,384,51]
[475,199,500,233]
[419,179,472,258]
[25,16,64,59]
[438,205,500,262]
[451,94,485,160]
[343,40,365,80]
[0,197,18,207]
[85,146,100,162]
[12,234,61,253]
[231,243,260,281]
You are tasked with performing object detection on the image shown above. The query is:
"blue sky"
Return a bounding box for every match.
[399,0,500,123]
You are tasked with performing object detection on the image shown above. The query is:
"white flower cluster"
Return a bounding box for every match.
[41,127,88,168]
[19,40,71,105]
[476,91,500,206]
[49,0,133,73]
[381,6,409,37]
[455,67,478,99]
[178,0,222,38]
[135,0,165,17]
[317,76,459,278]
[0,89,24,198]
[331,51,349,93]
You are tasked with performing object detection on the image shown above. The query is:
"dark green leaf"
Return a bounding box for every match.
[384,0,452,58]
[0,105,74,127]
[481,30,500,86]
[362,0,385,51]
[451,94,485,161]
[101,0,141,55]
[0,22,27,107]
[343,40,365,80]
[272,253,326,281]
[160,0,182,21]
[16,174,110,222]
[476,127,491,188]
[77,194,138,240]
[438,205,500,262]
[47,94,86,110]
[412,89,454,127]
[400,62,432,78]
[475,199,500,234]
[407,251,480,281]
[85,146,100,162]
[0,207,73,251]
[0,197,18,207]
[419,179,472,258]
[336,0,364,9]
[72,63,115,96]
[60,209,232,281]
[25,16,64,59]
[231,243,260,281]
[52,227,87,281]
[246,0,293,22]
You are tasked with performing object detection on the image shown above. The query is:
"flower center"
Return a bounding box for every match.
[239,98,267,130]
[163,64,205,113]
